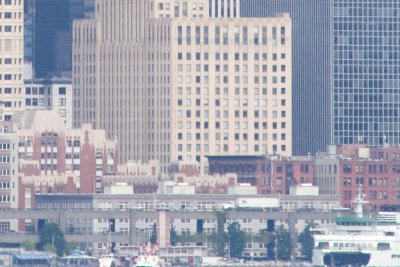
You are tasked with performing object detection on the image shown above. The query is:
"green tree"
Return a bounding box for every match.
[21,239,35,251]
[276,225,291,261]
[298,223,315,261]
[39,223,66,257]
[227,221,246,258]
[150,223,157,245]
[215,211,227,257]
[267,225,292,261]
[170,225,178,246]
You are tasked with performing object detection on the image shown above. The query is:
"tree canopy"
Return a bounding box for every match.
[38,223,66,257]
[267,225,291,261]
[170,225,178,246]
[227,221,246,258]
[298,223,315,261]
[21,239,35,251]
[150,223,157,245]
[215,211,227,257]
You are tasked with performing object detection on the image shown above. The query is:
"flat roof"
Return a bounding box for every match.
[206,155,266,159]
[336,217,376,224]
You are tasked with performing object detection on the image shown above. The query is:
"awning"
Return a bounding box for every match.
[13,253,53,262]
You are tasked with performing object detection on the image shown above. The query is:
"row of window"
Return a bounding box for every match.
[177,52,285,61]
[0,221,10,231]
[0,156,10,163]
[176,121,286,130]
[177,86,286,96]
[0,143,10,150]
[0,195,10,202]
[0,87,22,94]
[183,108,269,119]
[0,74,22,81]
[0,11,21,19]
[178,98,285,107]
[25,87,67,95]
[176,144,286,154]
[178,132,285,141]
[0,169,11,176]
[0,182,10,189]
[177,75,286,85]
[177,25,286,46]
[0,25,22,33]
[0,0,21,5]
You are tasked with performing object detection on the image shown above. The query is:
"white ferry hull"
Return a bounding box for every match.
[313,249,400,267]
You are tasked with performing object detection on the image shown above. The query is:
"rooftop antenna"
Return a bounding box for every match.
[353,185,368,218]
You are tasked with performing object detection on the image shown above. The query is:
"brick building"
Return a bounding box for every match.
[314,145,400,211]
[207,145,400,211]
[10,110,118,230]
[207,155,313,195]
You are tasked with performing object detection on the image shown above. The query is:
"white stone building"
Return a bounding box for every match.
[73,0,292,172]
[0,0,24,120]
[0,103,19,231]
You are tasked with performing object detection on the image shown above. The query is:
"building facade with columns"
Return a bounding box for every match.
[73,0,292,172]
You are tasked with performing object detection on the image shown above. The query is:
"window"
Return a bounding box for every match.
[59,87,66,95]
[4,26,11,32]
[58,98,66,106]
[177,26,182,45]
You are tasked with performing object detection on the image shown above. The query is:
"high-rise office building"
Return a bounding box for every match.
[240,0,331,156]
[331,0,400,146]
[26,0,94,78]
[73,0,292,172]
[0,0,24,120]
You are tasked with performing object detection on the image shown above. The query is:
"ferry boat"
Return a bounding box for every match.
[312,187,400,266]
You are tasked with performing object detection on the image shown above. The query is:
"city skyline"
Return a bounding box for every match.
[3,0,400,262]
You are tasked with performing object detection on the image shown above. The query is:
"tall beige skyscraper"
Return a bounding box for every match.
[0,0,24,120]
[73,0,292,172]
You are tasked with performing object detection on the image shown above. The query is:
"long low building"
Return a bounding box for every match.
[31,192,341,258]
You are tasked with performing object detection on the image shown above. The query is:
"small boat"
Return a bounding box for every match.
[134,244,166,267]
[58,254,98,267]
[98,222,121,267]
[99,253,118,267]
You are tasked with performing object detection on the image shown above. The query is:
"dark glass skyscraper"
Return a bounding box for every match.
[26,0,94,78]
[241,0,331,156]
[332,0,400,146]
